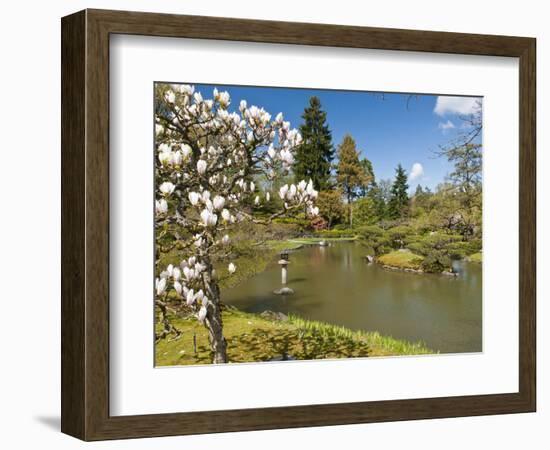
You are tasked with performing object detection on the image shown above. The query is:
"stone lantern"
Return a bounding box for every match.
[274,250,294,295]
[278,251,290,285]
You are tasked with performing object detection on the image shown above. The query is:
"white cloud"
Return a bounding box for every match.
[409,162,424,182]
[438,119,455,131]
[434,96,478,116]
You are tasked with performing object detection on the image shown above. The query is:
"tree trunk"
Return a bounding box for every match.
[205,302,228,363]
[348,191,353,228]
[202,256,228,363]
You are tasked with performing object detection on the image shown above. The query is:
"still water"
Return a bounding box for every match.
[222,242,482,354]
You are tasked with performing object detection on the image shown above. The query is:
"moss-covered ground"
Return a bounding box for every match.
[377,250,424,270]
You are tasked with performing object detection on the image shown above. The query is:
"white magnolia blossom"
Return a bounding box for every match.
[186,289,195,305]
[198,306,208,322]
[200,209,218,227]
[279,184,289,199]
[195,289,204,303]
[197,159,207,175]
[221,208,231,222]
[155,199,168,215]
[155,277,166,295]
[165,90,176,104]
[222,234,230,245]
[228,263,237,274]
[188,191,200,206]
[213,195,225,210]
[181,144,192,160]
[159,181,175,196]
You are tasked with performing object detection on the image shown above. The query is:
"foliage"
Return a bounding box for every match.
[293,96,334,190]
[315,228,357,238]
[273,216,312,230]
[387,225,414,248]
[468,252,482,263]
[358,158,375,197]
[310,214,328,231]
[316,189,346,227]
[357,225,392,255]
[352,197,378,227]
[420,250,452,273]
[365,181,388,221]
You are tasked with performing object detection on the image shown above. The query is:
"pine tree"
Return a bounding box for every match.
[293,97,334,190]
[387,164,409,219]
[336,134,370,227]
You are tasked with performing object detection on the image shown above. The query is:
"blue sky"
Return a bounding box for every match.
[174,82,481,191]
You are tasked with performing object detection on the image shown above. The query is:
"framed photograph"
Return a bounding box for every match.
[61,9,536,440]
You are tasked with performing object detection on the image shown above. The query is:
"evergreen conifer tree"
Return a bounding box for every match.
[387,164,409,219]
[293,96,334,190]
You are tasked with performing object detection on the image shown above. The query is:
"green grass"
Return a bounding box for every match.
[468,252,482,263]
[155,308,433,366]
[377,250,424,270]
[287,315,433,357]
[265,240,304,252]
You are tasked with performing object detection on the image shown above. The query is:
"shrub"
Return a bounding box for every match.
[406,241,428,256]
[273,216,311,230]
[385,225,413,248]
[316,190,346,227]
[421,250,451,273]
[446,241,470,260]
[356,224,385,239]
[310,215,328,231]
[333,223,351,231]
[356,225,393,255]
[316,228,355,238]
[468,252,482,263]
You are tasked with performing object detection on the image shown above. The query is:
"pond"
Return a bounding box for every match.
[222,242,482,354]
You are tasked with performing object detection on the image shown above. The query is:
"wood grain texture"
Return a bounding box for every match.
[61,10,86,439]
[61,8,536,441]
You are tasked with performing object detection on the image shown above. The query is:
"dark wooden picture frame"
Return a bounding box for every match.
[61,9,536,441]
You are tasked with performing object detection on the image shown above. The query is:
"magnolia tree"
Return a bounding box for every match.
[154,84,319,363]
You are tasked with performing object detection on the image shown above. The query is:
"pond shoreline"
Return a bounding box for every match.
[378,263,458,277]
[222,240,482,354]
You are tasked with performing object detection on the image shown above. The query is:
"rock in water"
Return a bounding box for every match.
[273,287,295,295]
[260,310,289,321]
